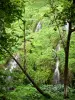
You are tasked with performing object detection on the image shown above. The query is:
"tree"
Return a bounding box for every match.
[0,0,51,98]
[49,0,75,98]
[64,0,75,98]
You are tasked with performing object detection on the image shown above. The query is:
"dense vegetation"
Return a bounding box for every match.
[0,0,75,100]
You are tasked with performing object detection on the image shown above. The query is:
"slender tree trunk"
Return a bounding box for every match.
[23,7,26,70]
[23,20,26,70]
[64,21,72,98]
[64,0,75,98]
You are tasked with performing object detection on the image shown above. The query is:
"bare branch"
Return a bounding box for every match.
[23,7,26,70]
[23,20,26,70]
[0,46,51,98]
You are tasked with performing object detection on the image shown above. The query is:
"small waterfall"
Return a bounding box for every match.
[8,54,19,72]
[35,21,42,32]
[56,43,60,51]
[53,58,60,84]
[65,22,69,32]
[53,42,60,84]
[62,21,69,32]
[4,54,20,91]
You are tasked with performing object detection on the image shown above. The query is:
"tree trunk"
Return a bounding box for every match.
[23,20,26,70]
[64,21,72,98]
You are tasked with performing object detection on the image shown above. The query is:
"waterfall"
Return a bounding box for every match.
[53,58,60,84]
[62,21,69,32]
[53,42,60,84]
[7,54,19,72]
[35,21,42,32]
[65,22,69,32]
[4,54,19,90]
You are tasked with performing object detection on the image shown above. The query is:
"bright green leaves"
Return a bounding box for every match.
[69,33,75,72]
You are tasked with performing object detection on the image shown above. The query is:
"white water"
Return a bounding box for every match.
[53,42,60,84]
[56,43,60,51]
[54,58,60,84]
[35,21,42,32]
[62,21,69,32]
[8,54,19,72]
[65,22,69,32]
[55,59,59,69]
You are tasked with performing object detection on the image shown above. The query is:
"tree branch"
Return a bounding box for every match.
[23,7,26,70]
[1,46,51,98]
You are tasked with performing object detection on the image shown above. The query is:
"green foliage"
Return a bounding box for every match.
[0,0,75,99]
[7,85,75,100]
[0,68,9,99]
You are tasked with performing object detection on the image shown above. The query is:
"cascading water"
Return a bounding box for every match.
[4,54,19,90]
[35,21,42,32]
[62,21,69,32]
[64,22,69,32]
[8,54,19,72]
[53,42,60,84]
[53,58,60,84]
